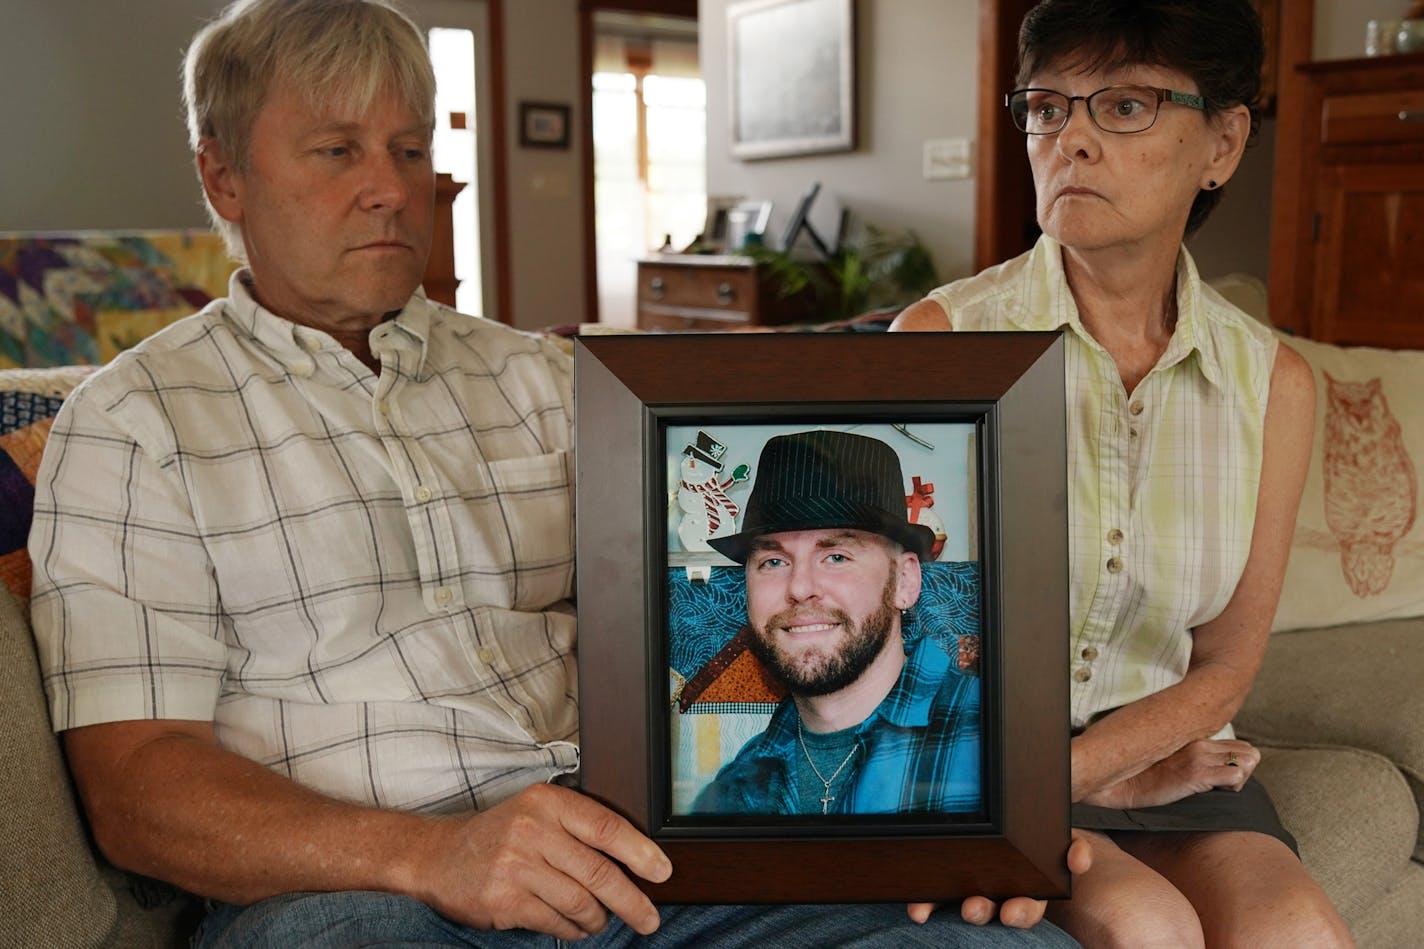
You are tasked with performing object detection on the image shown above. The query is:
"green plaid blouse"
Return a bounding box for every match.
[926,236,1276,734]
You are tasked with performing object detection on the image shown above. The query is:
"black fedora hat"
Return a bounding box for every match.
[707,429,935,564]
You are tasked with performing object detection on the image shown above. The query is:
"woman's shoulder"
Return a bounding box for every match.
[1188,273,1286,402]
[1197,278,1276,344]
[1195,278,1280,361]
[893,242,1048,332]
[889,297,951,331]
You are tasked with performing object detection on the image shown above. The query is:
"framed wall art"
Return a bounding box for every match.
[574,331,1071,904]
[727,0,856,160]
[518,101,571,149]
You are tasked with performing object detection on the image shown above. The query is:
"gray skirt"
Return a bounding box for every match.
[1071,777,1298,855]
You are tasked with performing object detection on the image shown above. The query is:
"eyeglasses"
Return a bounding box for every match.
[1006,85,1205,135]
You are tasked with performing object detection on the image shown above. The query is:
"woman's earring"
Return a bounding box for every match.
[1207,179,1219,189]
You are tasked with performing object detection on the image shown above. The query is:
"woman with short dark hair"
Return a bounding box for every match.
[895,1,1352,943]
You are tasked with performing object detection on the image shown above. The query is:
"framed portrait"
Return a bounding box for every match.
[723,199,773,251]
[728,0,856,160]
[518,101,571,149]
[701,195,745,252]
[575,332,1071,904]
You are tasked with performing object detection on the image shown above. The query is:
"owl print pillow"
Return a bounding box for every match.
[1272,334,1424,631]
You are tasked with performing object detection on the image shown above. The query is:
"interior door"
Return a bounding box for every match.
[405,0,502,321]
[976,0,1039,271]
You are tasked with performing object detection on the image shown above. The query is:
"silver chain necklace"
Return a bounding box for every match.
[797,720,858,815]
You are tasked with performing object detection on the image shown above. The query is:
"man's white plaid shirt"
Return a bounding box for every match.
[29,273,580,813]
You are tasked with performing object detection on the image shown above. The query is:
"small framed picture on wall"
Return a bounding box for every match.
[519,101,571,149]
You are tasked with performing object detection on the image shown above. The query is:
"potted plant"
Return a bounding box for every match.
[744,221,940,323]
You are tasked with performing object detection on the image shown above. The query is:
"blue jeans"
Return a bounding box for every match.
[193,892,1080,948]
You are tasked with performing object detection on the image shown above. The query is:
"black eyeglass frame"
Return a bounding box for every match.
[1005,85,1206,135]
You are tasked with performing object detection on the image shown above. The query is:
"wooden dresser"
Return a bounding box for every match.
[635,255,819,331]
[1269,53,1424,347]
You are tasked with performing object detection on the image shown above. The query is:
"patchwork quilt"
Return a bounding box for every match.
[0,230,235,368]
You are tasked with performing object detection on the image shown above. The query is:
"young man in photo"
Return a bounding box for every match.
[694,429,981,816]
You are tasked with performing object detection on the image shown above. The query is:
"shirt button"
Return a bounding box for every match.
[1107,528,1124,545]
[291,358,314,377]
[1129,400,1145,416]
[1128,428,1139,440]
[1106,557,1123,574]
[477,647,496,664]
[1073,667,1093,683]
[434,586,453,605]
[1081,645,1100,661]
[414,485,433,503]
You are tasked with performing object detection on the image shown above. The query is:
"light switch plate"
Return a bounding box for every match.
[923,137,972,180]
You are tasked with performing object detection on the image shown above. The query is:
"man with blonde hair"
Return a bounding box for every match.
[28,1,1085,944]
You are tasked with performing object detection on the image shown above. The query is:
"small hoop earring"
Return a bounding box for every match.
[1208,180,1218,189]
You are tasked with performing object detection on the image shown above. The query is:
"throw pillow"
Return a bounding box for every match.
[0,366,96,603]
[1272,333,1424,631]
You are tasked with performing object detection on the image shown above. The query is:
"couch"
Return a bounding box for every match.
[1,274,1421,947]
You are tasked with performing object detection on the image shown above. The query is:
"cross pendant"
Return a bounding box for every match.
[819,790,834,814]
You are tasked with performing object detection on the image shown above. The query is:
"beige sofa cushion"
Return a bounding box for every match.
[1238,616,1424,857]
[1272,335,1424,631]
[1256,746,1419,927]
[1349,860,1424,949]
[0,585,118,947]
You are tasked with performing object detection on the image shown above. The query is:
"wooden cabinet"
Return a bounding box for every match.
[422,172,465,309]
[635,255,819,331]
[1270,54,1424,347]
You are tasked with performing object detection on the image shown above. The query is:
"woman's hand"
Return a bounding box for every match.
[1079,739,1260,810]
[906,831,1094,928]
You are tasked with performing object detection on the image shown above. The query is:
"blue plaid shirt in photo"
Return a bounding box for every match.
[691,635,982,815]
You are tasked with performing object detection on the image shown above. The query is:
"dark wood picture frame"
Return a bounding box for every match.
[574,332,1071,904]
[727,0,856,160]
[518,100,571,149]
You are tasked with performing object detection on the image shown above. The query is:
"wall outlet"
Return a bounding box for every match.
[528,172,571,198]
[923,138,972,180]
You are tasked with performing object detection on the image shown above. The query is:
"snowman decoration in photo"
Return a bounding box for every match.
[673,428,948,560]
[675,431,751,552]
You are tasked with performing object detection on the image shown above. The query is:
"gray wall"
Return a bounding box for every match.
[0,1,228,231]
[1316,0,1405,60]
[502,0,584,331]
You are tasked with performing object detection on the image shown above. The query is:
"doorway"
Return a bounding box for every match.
[406,0,506,322]
[590,10,703,327]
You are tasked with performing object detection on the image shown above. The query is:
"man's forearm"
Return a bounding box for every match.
[65,720,436,905]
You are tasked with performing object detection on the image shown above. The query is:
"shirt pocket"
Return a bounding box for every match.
[460,449,574,610]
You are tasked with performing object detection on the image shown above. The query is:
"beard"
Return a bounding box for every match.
[747,572,899,697]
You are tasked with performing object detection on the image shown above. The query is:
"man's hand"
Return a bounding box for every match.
[1078,739,1259,810]
[407,783,672,941]
[906,830,1093,928]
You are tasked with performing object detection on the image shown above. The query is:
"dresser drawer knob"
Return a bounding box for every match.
[1400,110,1424,123]
[648,277,665,299]
[716,282,736,304]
